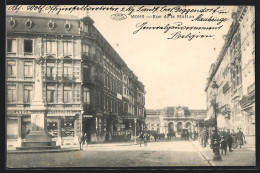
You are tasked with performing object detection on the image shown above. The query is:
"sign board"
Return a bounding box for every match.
[117,93,122,100]
[83,115,93,118]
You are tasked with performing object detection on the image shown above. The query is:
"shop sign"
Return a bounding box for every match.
[117,93,122,100]
[47,114,75,117]
[7,110,30,115]
[83,115,93,118]
[48,110,80,114]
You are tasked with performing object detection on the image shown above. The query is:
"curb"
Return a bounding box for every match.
[190,141,215,166]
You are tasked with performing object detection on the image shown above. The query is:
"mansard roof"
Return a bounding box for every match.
[6,11,79,35]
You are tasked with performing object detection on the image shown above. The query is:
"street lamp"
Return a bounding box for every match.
[211,81,222,161]
[134,118,137,144]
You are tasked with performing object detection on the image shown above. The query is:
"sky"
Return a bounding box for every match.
[7,5,236,109]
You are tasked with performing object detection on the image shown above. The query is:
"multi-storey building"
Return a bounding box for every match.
[145,107,207,136]
[6,11,145,148]
[205,6,255,145]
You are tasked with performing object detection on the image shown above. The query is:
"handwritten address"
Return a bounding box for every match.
[7,5,230,41]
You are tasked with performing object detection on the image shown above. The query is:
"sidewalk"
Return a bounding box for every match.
[191,140,256,166]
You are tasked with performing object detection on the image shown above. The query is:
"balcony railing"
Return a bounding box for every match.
[43,74,79,82]
[248,83,255,94]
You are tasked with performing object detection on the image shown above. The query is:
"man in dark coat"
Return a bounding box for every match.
[139,131,144,147]
[200,129,207,147]
[237,129,245,148]
[225,129,233,152]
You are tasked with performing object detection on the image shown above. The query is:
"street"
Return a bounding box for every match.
[7,140,209,168]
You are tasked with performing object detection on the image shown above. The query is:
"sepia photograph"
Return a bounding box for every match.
[5,5,255,168]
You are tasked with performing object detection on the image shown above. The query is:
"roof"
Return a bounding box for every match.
[6,11,80,35]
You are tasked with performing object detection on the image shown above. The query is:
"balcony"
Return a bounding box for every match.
[82,53,96,62]
[43,74,77,83]
[220,104,231,115]
[63,74,74,82]
[248,83,255,95]
[222,82,230,94]
[7,103,31,108]
[46,103,81,109]
[240,93,255,110]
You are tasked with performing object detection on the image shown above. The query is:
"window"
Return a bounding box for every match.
[7,39,17,53]
[24,85,33,103]
[46,41,57,55]
[46,63,55,79]
[64,63,72,79]
[7,61,17,77]
[63,42,73,56]
[74,62,80,80]
[64,86,72,103]
[24,61,33,77]
[83,65,90,81]
[47,85,55,103]
[74,85,80,102]
[80,21,88,32]
[83,87,90,104]
[57,84,63,103]
[24,40,33,53]
[7,85,17,103]
[82,44,89,55]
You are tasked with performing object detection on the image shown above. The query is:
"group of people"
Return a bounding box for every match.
[199,128,246,155]
[138,131,148,147]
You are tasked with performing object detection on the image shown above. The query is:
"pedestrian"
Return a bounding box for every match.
[154,133,157,142]
[84,133,88,146]
[220,135,227,155]
[139,131,144,147]
[144,132,148,146]
[225,129,233,152]
[205,129,209,145]
[200,129,207,147]
[237,128,246,148]
[78,133,85,150]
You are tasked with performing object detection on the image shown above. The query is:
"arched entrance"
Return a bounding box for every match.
[177,122,183,135]
[168,122,175,139]
[185,122,192,131]
[168,122,174,133]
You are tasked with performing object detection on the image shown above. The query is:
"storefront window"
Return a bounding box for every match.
[61,117,74,137]
[7,119,18,139]
[47,121,58,137]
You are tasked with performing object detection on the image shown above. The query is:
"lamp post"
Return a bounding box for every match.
[211,81,222,161]
[134,118,137,144]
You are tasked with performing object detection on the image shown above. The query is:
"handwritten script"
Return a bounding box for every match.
[7,5,230,41]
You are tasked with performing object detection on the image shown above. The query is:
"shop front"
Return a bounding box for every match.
[7,116,21,149]
[46,111,82,146]
[83,114,105,143]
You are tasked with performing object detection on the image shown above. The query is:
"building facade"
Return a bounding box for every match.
[6,11,145,148]
[145,107,207,136]
[205,6,255,145]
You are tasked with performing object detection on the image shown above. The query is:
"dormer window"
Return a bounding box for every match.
[48,20,55,30]
[25,18,32,29]
[9,17,16,28]
[80,21,88,32]
[64,20,71,31]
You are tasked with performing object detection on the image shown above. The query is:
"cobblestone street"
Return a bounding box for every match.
[7,140,208,168]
